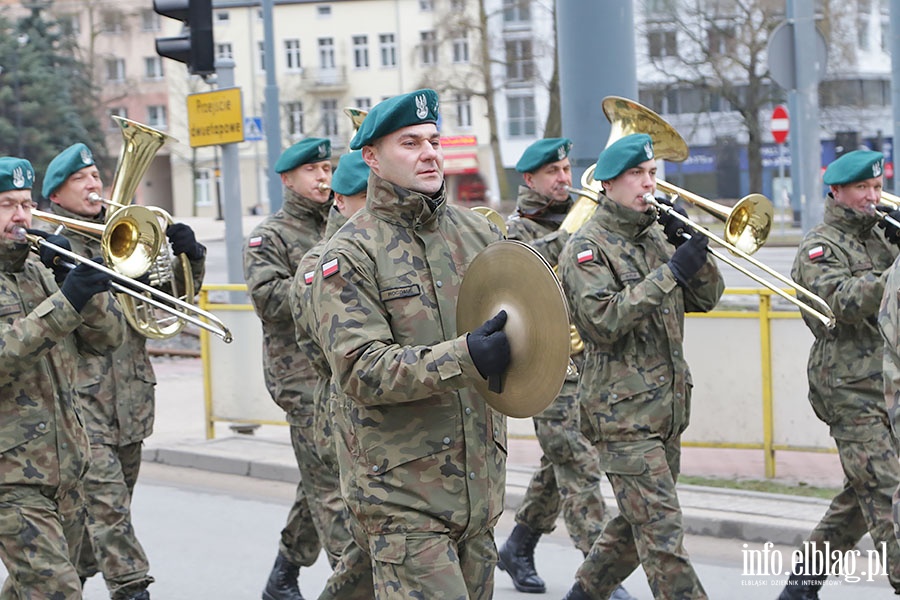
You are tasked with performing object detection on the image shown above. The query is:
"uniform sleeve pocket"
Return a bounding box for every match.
[369,532,407,565]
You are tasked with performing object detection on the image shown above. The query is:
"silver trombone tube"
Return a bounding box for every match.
[22,231,234,343]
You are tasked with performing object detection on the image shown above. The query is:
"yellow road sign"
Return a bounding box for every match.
[187,88,244,148]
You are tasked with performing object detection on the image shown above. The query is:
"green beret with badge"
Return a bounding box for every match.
[593,133,655,181]
[42,142,95,197]
[274,137,332,174]
[823,149,884,186]
[0,157,35,192]
[331,151,370,196]
[350,88,440,150]
[516,138,573,173]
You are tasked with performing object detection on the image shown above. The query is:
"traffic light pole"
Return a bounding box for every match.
[261,0,283,213]
[215,59,246,302]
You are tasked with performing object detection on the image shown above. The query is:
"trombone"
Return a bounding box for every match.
[19,228,234,343]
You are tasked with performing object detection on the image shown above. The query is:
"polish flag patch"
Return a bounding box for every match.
[248,236,263,248]
[808,246,825,261]
[577,249,594,264]
[303,270,315,285]
[321,258,339,278]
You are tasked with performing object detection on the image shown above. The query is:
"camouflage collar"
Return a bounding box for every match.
[365,173,446,230]
[50,201,105,224]
[595,193,657,239]
[282,187,332,223]
[0,241,30,272]
[324,204,348,238]
[823,194,880,236]
[514,185,572,224]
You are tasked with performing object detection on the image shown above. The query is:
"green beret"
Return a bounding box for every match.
[274,137,331,174]
[331,151,370,196]
[0,157,35,192]
[43,143,95,198]
[823,149,884,186]
[593,133,655,181]
[516,138,573,173]
[350,89,440,150]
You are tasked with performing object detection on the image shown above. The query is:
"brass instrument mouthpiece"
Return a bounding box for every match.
[88,192,104,203]
[317,183,331,192]
[10,226,26,243]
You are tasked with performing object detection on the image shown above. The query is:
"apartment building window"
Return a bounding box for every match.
[505,39,534,81]
[216,11,230,23]
[216,43,233,59]
[455,94,472,128]
[286,101,304,139]
[451,0,466,9]
[380,34,397,67]
[647,28,677,58]
[420,0,434,10]
[106,107,127,129]
[452,32,469,63]
[503,0,530,23]
[102,10,124,34]
[140,9,160,32]
[355,97,372,112]
[353,35,369,68]
[318,5,332,16]
[707,24,736,56]
[106,58,125,82]
[507,95,536,137]
[319,37,336,69]
[258,41,266,72]
[285,39,301,71]
[195,169,214,207]
[144,56,164,80]
[147,105,167,129]
[420,30,438,66]
[322,99,339,137]
[67,14,81,35]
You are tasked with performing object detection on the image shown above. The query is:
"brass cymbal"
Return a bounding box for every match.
[470,205,508,237]
[457,240,571,418]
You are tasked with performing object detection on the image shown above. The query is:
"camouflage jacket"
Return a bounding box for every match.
[879,255,900,438]
[309,173,506,537]
[243,188,331,423]
[0,243,124,491]
[557,196,724,442]
[505,185,572,264]
[792,196,898,436]
[40,204,205,445]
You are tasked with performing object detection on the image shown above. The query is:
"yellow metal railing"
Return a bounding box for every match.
[198,284,835,478]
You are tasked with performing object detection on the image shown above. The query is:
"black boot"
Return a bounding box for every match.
[777,564,824,600]
[498,523,545,593]
[262,552,305,600]
[126,591,150,600]
[562,582,591,599]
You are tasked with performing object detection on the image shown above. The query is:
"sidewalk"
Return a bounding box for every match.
[145,356,858,550]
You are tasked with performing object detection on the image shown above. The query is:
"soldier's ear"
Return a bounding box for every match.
[361,146,378,171]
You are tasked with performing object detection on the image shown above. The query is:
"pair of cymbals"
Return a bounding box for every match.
[457,240,571,418]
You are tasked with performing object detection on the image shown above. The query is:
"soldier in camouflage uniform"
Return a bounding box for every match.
[780,149,900,599]
[557,134,723,600]
[243,137,333,600]
[39,143,206,600]
[310,89,510,599]
[0,156,124,600]
[499,138,635,600]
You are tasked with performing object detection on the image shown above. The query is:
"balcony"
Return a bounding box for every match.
[300,66,348,92]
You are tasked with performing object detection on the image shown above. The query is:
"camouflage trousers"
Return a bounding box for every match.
[515,375,608,554]
[577,437,708,600]
[809,423,900,591]
[78,442,154,599]
[280,406,351,568]
[317,519,497,600]
[0,484,85,600]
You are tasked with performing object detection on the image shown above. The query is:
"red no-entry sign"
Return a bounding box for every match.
[771,105,789,144]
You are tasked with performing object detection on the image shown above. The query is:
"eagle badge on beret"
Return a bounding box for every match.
[12,167,25,189]
[317,143,328,158]
[558,145,566,160]
[644,142,654,159]
[81,147,93,164]
[416,94,428,120]
[874,161,883,178]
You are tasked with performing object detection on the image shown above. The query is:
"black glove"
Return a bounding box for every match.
[876,205,900,245]
[166,223,206,261]
[27,228,72,285]
[60,257,112,312]
[467,310,511,379]
[655,198,691,247]
[667,234,709,286]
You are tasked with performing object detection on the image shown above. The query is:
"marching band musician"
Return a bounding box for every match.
[0,156,124,599]
[781,149,900,598]
[309,89,509,599]
[499,137,635,600]
[40,142,207,600]
[557,133,723,599]
[242,137,333,600]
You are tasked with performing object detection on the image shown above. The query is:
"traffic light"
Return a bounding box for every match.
[153,0,215,76]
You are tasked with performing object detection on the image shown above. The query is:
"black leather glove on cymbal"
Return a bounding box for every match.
[166,223,206,260]
[60,257,112,312]
[467,309,511,379]
[27,229,72,285]
[667,234,709,286]
[876,205,900,245]
[655,198,691,248]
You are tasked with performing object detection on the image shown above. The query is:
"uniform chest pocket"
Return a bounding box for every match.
[376,272,431,344]
[0,301,20,320]
[850,259,873,276]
